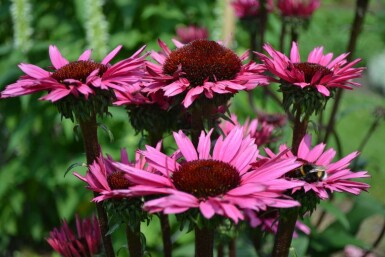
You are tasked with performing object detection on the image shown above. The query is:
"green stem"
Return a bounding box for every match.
[195,226,214,257]
[126,223,143,257]
[78,115,115,257]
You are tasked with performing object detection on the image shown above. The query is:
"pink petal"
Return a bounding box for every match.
[49,45,69,69]
[290,42,301,63]
[19,63,50,79]
[197,129,213,159]
[78,49,92,61]
[101,45,122,64]
[173,130,198,161]
[199,201,215,219]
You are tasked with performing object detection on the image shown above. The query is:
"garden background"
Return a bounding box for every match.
[1,0,385,256]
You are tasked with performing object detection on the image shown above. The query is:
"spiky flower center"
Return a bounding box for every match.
[107,171,131,190]
[172,159,241,199]
[163,40,242,87]
[51,60,108,82]
[293,62,332,83]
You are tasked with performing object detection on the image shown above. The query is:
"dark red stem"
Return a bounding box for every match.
[126,223,143,257]
[78,116,115,257]
[195,226,214,257]
[272,106,308,257]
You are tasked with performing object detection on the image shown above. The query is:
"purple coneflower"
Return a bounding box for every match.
[144,39,269,108]
[264,134,370,199]
[257,41,364,97]
[176,25,209,44]
[278,0,320,19]
[231,0,274,19]
[47,215,101,257]
[110,127,302,223]
[1,45,146,101]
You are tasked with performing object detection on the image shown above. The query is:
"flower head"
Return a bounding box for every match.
[1,45,147,119]
[257,42,364,117]
[74,148,153,202]
[145,39,269,108]
[220,113,278,146]
[111,127,302,223]
[257,42,364,97]
[176,25,209,44]
[264,134,370,200]
[46,215,101,257]
[245,209,310,237]
[278,0,320,18]
[231,0,274,19]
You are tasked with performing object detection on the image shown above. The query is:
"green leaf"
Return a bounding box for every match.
[319,201,350,230]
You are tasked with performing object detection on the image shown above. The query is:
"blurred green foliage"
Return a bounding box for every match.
[1,0,385,256]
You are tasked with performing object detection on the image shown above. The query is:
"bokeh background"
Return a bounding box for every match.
[1,0,385,256]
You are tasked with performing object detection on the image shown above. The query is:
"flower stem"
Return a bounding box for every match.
[159,214,173,257]
[191,106,204,147]
[78,115,115,257]
[272,105,308,257]
[279,17,287,52]
[195,226,214,257]
[229,237,236,257]
[126,223,143,257]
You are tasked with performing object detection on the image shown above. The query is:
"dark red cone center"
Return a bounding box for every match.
[107,171,131,190]
[172,159,241,199]
[293,62,332,83]
[52,60,108,82]
[163,40,242,87]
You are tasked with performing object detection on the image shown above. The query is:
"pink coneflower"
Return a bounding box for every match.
[231,0,274,19]
[245,209,310,237]
[145,39,269,108]
[46,215,101,257]
[1,45,147,101]
[176,25,209,44]
[110,127,303,223]
[278,0,320,18]
[220,113,277,146]
[257,112,287,128]
[264,134,370,199]
[257,41,364,97]
[74,148,153,202]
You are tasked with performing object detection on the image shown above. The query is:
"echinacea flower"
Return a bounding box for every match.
[220,113,277,146]
[1,45,147,119]
[74,148,154,202]
[110,127,303,223]
[264,134,370,199]
[257,41,364,97]
[144,39,269,108]
[46,215,101,257]
[244,209,310,237]
[176,25,209,44]
[278,0,320,18]
[1,45,146,101]
[231,0,274,19]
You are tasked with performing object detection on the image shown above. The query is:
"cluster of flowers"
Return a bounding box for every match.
[1,0,369,250]
[231,0,320,19]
